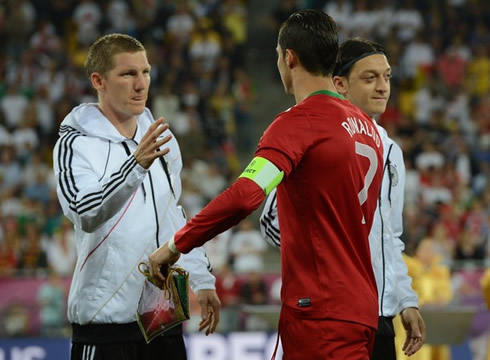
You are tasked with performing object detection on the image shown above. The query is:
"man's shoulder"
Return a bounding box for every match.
[54,128,106,154]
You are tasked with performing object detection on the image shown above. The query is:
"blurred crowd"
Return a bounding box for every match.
[0,0,252,336]
[0,0,251,278]
[0,0,489,353]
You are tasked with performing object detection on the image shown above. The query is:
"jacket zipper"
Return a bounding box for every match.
[124,140,159,248]
[123,137,176,249]
[147,170,161,247]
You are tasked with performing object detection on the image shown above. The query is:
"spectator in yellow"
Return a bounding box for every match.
[395,238,453,360]
[481,268,490,309]
[465,45,490,97]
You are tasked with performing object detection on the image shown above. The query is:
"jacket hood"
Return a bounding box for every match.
[59,103,152,143]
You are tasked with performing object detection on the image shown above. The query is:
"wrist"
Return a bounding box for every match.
[400,306,419,315]
[168,236,181,254]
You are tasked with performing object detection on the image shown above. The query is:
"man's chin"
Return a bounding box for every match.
[371,106,387,117]
[132,105,146,115]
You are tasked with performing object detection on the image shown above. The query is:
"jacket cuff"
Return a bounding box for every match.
[134,158,150,175]
[398,299,419,314]
[191,280,217,292]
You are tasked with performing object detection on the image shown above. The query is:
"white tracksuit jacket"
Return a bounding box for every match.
[260,123,418,317]
[53,104,215,325]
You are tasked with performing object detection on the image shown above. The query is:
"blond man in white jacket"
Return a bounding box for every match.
[53,34,220,360]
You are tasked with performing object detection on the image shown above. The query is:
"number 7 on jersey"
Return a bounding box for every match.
[355,141,378,224]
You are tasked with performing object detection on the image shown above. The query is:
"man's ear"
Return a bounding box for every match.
[285,49,298,69]
[333,75,348,96]
[90,72,104,92]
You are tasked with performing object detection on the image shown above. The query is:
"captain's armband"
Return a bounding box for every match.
[238,157,284,195]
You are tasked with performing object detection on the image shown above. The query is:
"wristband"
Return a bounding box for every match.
[168,236,180,254]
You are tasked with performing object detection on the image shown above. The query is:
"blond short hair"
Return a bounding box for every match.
[84,33,146,78]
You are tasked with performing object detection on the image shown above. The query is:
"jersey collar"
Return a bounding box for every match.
[308,89,345,100]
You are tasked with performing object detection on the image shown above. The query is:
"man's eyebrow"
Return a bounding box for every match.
[118,66,151,73]
[360,68,392,75]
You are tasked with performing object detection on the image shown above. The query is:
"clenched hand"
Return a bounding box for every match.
[149,241,181,288]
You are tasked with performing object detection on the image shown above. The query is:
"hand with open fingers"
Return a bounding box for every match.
[401,307,426,356]
[134,117,172,169]
[148,241,181,289]
[197,289,221,335]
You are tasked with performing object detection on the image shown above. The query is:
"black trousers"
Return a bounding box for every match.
[370,316,396,360]
[71,322,186,360]
[71,334,187,360]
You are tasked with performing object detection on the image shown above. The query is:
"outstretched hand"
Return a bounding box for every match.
[148,241,181,288]
[400,307,426,356]
[134,117,171,169]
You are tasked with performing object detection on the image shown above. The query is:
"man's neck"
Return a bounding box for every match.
[112,120,137,139]
[98,104,137,138]
[292,70,338,104]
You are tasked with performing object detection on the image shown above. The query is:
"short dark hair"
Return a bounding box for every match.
[278,9,338,76]
[85,33,146,78]
[333,37,386,77]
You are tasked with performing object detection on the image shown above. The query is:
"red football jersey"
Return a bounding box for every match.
[256,90,383,329]
[174,90,383,330]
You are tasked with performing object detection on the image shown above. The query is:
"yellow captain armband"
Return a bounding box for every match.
[238,157,284,195]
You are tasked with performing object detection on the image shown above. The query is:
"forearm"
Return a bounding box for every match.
[175,178,265,253]
[62,157,147,232]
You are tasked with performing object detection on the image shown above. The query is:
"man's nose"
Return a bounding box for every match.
[376,78,389,92]
[134,74,147,90]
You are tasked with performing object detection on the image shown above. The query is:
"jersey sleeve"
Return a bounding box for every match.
[173,108,313,254]
[390,142,419,311]
[255,108,314,176]
[254,108,316,249]
[174,177,266,253]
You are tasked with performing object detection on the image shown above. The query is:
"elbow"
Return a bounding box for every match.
[80,219,96,233]
[61,206,100,233]
[237,197,259,214]
[79,216,103,233]
[234,178,266,214]
[72,203,109,233]
[236,193,264,216]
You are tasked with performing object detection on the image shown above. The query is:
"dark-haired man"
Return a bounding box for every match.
[260,37,426,360]
[149,11,383,359]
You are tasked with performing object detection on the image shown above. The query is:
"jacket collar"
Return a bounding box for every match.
[59,103,152,143]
